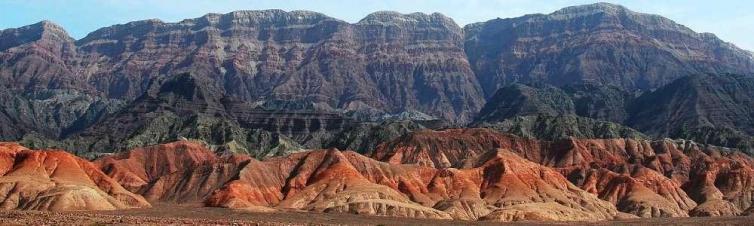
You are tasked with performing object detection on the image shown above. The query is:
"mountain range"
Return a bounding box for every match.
[1,3,752,156]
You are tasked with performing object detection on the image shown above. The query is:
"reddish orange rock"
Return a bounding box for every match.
[3,127,751,222]
[372,129,754,218]
[95,141,249,202]
[0,143,150,211]
[373,128,544,168]
[207,148,618,221]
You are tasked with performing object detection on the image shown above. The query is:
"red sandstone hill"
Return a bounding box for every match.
[0,142,149,211]
[94,141,250,202]
[205,148,619,221]
[4,132,754,222]
[373,128,754,217]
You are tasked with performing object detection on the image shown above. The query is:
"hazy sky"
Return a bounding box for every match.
[1,0,752,50]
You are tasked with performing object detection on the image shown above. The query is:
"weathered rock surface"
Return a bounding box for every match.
[478,114,647,140]
[373,128,754,217]
[95,141,249,202]
[478,202,608,222]
[474,84,575,123]
[564,82,634,123]
[470,83,646,141]
[4,130,754,221]
[0,143,150,211]
[42,73,342,156]
[0,10,484,124]
[0,89,124,142]
[473,76,754,151]
[207,147,618,221]
[2,2,752,131]
[206,149,455,219]
[465,3,754,97]
[0,21,82,92]
[629,74,754,151]
[373,128,543,168]
[325,119,431,154]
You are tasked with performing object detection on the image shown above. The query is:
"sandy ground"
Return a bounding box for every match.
[3,203,754,225]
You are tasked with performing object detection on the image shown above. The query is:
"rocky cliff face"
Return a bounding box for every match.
[70,10,484,123]
[465,3,754,97]
[1,3,753,156]
[3,3,751,127]
[37,73,332,156]
[18,73,428,157]
[479,114,647,140]
[0,21,82,92]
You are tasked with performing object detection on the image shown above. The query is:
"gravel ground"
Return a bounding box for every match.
[2,203,754,225]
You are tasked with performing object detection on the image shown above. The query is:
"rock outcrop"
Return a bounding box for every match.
[70,10,484,123]
[373,128,754,217]
[46,73,345,156]
[0,143,150,211]
[3,130,754,221]
[465,3,754,97]
[0,21,82,92]
[205,149,456,219]
[477,114,647,140]
[470,83,646,141]
[206,148,618,221]
[472,76,754,151]
[95,141,249,202]
[474,84,575,123]
[0,89,124,142]
[629,74,754,151]
[373,128,543,168]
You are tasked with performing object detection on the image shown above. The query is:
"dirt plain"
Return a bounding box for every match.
[2,203,754,226]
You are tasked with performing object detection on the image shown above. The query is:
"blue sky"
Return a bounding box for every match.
[1,0,752,50]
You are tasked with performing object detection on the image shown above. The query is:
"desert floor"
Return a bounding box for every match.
[2,203,754,225]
